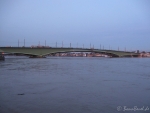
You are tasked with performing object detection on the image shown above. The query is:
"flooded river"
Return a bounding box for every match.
[0,56,150,113]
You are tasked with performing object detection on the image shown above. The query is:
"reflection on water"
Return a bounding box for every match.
[0,56,150,113]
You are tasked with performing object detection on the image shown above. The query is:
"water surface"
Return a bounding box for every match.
[0,56,150,113]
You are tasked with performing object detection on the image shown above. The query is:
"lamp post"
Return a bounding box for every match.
[18,39,19,47]
[24,39,25,47]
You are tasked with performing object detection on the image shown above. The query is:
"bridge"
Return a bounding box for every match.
[0,47,139,58]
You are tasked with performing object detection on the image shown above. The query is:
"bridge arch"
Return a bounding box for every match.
[0,47,138,58]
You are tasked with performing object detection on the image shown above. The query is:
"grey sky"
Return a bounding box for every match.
[0,0,150,51]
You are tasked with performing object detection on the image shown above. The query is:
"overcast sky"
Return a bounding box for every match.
[0,0,150,51]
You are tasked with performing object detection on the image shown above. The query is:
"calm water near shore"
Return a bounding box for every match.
[0,56,150,113]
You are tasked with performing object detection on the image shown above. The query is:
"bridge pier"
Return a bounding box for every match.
[29,55,46,58]
[0,55,5,61]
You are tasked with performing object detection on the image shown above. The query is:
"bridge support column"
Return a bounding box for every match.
[0,52,5,60]
[0,54,5,61]
[29,55,46,58]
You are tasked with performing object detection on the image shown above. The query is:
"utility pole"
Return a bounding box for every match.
[45,40,46,46]
[62,41,63,48]
[90,43,91,49]
[56,42,57,47]
[70,43,71,48]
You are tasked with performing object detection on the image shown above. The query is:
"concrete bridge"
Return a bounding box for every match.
[0,47,139,58]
